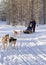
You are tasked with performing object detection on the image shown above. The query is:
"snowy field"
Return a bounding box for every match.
[0,21,46,65]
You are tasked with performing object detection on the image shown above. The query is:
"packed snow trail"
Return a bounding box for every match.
[0,22,46,65]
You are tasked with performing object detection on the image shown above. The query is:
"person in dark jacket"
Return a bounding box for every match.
[27,19,36,32]
[23,19,36,34]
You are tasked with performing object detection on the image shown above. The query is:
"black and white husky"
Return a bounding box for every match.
[9,37,17,47]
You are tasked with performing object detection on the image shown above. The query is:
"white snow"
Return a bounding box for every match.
[0,21,46,65]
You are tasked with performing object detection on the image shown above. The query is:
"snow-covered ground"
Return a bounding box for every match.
[0,21,46,65]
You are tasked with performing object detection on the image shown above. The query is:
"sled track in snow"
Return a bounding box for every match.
[16,36,46,65]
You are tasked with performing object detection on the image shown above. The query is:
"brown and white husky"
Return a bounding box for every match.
[1,34,9,49]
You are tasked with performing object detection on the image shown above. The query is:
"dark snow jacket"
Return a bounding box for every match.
[27,20,36,31]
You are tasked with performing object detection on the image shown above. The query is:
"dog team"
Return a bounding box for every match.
[1,19,36,49]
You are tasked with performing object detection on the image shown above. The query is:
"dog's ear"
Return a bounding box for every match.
[2,36,5,39]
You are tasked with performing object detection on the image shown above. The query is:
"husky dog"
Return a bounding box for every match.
[13,30,22,36]
[9,37,17,48]
[1,34,9,49]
